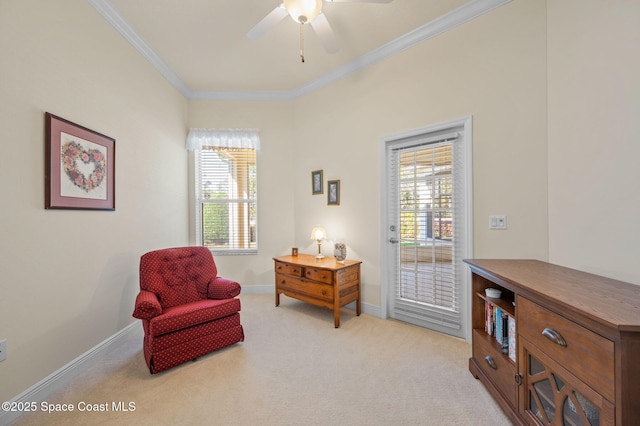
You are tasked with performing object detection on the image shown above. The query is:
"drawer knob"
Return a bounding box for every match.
[484,356,497,370]
[542,328,567,347]
[321,290,326,295]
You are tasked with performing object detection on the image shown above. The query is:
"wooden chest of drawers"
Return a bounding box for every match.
[274,254,362,327]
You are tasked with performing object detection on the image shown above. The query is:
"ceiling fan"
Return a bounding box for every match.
[247,0,393,62]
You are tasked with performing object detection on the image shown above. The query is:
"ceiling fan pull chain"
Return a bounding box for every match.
[300,23,305,63]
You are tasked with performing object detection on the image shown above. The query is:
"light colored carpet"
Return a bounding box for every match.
[12,294,511,425]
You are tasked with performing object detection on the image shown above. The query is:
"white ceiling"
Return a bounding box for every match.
[88,0,511,100]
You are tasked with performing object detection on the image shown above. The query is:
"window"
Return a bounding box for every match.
[188,129,259,255]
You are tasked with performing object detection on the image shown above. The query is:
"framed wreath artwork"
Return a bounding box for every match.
[45,113,115,210]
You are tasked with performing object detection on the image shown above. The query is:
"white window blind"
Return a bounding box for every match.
[398,139,455,307]
[188,129,259,255]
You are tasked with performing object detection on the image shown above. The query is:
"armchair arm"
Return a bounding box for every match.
[132,290,162,320]
[207,277,241,300]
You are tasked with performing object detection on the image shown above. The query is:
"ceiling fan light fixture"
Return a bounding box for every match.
[284,0,323,24]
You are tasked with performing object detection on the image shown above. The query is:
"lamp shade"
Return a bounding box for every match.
[310,226,327,241]
[284,0,322,24]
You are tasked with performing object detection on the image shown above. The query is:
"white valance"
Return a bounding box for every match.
[186,128,260,151]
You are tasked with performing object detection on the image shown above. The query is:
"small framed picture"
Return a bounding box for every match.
[311,170,323,195]
[327,180,340,206]
[291,247,298,256]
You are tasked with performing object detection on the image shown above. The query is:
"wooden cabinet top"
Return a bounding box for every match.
[464,259,640,333]
[274,254,361,271]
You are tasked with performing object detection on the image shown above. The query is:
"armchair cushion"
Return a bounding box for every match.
[133,290,162,320]
[149,298,241,337]
[208,277,241,300]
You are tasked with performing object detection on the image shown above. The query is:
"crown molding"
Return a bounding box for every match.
[277,0,513,101]
[189,90,297,102]
[87,0,193,98]
[88,0,511,102]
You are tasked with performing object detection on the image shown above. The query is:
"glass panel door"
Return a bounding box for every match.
[383,119,472,339]
[520,340,614,425]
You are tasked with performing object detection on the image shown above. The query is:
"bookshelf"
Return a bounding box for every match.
[465,259,640,425]
[479,293,516,363]
[469,268,518,410]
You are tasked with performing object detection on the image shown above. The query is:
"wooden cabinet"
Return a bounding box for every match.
[465,259,640,425]
[274,254,362,328]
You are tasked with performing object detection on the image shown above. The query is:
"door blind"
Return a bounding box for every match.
[398,140,455,306]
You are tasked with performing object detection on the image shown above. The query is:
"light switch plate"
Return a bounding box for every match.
[0,339,6,362]
[489,215,507,230]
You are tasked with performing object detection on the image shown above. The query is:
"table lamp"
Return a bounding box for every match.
[310,226,327,259]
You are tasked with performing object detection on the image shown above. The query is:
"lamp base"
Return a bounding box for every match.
[315,254,325,259]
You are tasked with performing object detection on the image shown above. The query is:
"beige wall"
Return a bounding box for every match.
[290,0,549,306]
[547,0,640,284]
[3,0,639,407]
[0,0,188,402]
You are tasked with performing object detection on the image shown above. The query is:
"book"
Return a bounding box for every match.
[508,315,516,362]
[485,301,494,336]
[501,313,509,354]
[495,307,503,344]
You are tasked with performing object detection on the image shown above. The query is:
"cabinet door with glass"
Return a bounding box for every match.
[518,338,615,426]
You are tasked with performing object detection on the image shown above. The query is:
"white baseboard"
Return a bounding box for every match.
[241,284,274,294]
[0,322,139,426]
[361,302,383,319]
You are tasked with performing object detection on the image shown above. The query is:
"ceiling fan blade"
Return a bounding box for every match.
[247,4,288,39]
[324,0,393,3]
[310,13,340,54]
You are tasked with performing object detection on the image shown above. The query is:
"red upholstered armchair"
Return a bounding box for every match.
[132,246,244,374]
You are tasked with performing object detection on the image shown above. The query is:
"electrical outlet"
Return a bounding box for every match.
[0,339,6,362]
[489,215,507,230]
